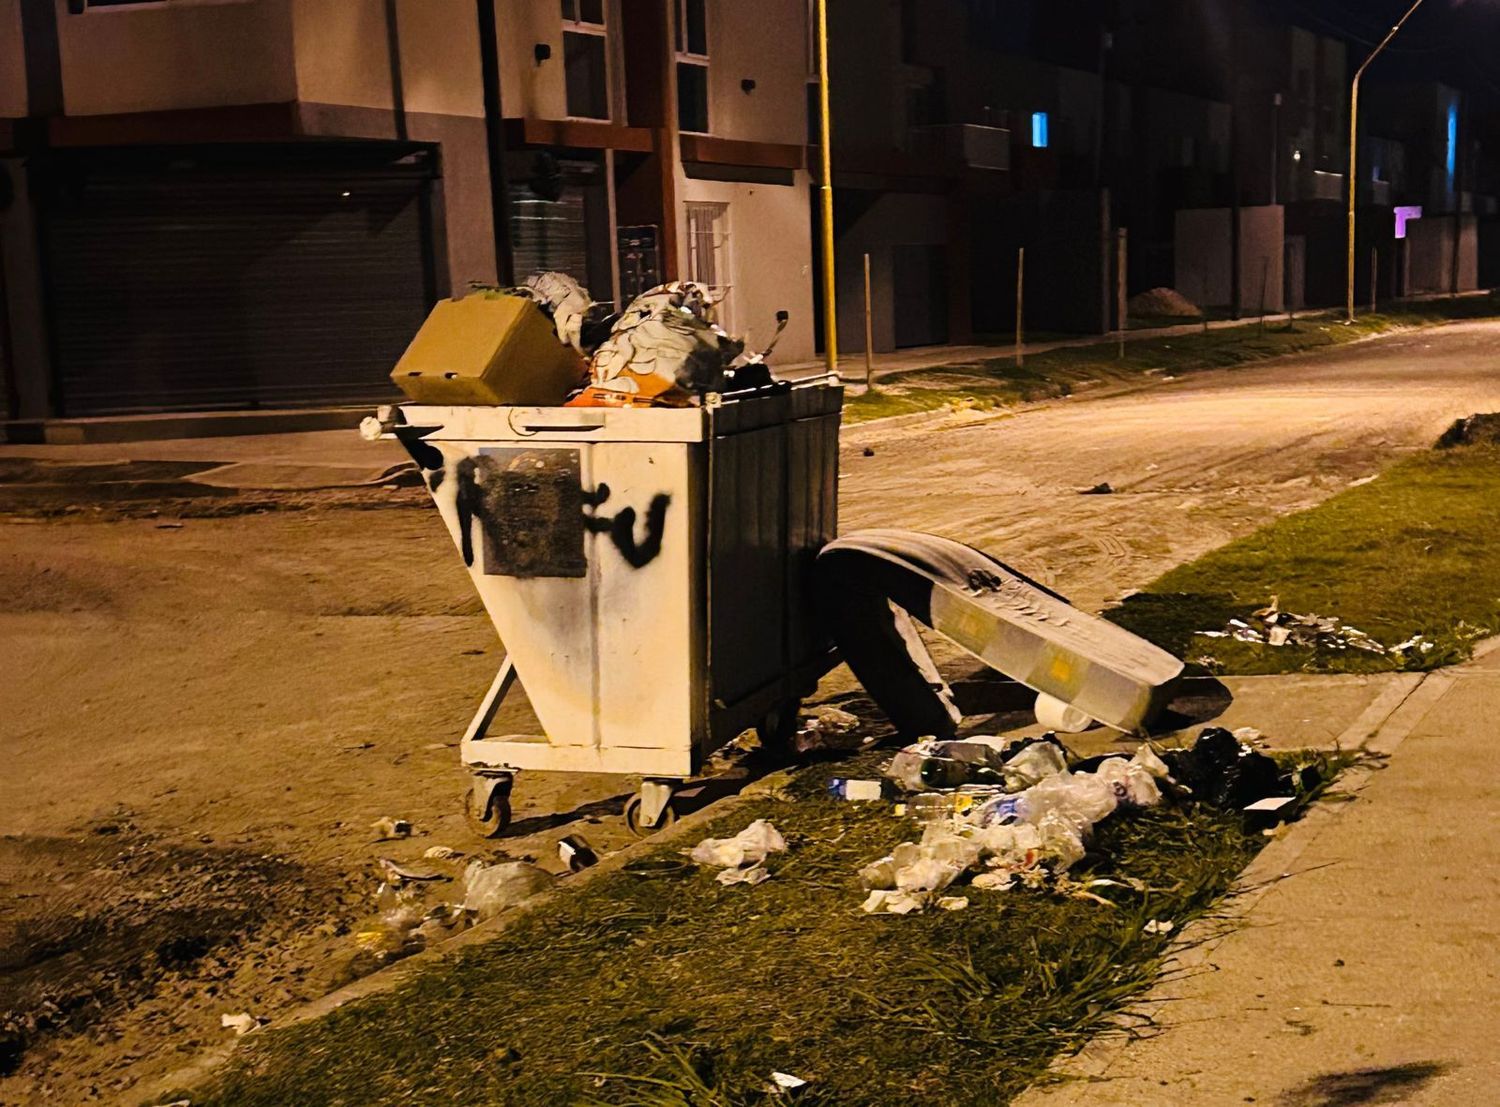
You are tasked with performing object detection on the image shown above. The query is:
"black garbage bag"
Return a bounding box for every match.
[1162,727,1288,809]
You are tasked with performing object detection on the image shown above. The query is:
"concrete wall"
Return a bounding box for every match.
[1174,209,1231,308]
[826,0,900,151]
[707,0,807,146]
[0,0,26,117]
[833,192,949,353]
[1174,206,1285,312]
[1408,214,1479,295]
[498,0,627,123]
[56,0,296,116]
[1239,205,1285,314]
[289,1,482,117]
[677,169,816,364]
[45,0,487,120]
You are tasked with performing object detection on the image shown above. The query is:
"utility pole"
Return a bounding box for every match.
[1347,0,1427,323]
[815,0,838,374]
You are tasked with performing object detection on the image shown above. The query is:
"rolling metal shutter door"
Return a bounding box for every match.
[44,162,434,415]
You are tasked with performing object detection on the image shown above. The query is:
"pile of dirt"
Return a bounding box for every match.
[1435,412,1500,448]
[1128,287,1204,319]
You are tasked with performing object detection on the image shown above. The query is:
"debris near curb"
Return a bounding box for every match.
[220,1013,265,1036]
[1194,595,1431,657]
[688,819,787,886]
[858,726,1312,915]
[369,816,412,842]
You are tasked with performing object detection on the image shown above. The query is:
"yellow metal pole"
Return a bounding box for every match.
[1347,0,1426,323]
[816,0,837,375]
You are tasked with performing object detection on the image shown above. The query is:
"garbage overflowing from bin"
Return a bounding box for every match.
[366,271,839,839]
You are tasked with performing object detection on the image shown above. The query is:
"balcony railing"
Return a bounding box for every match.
[908,124,1011,171]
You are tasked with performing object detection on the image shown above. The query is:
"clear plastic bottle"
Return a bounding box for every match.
[910,793,951,825]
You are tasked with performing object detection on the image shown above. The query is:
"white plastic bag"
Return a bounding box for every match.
[462,861,553,920]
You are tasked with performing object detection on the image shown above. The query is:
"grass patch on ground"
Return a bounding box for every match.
[1106,442,1500,675]
[182,748,1345,1107]
[843,297,1500,426]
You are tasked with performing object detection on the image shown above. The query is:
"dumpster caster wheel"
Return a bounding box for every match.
[464,785,512,839]
[756,701,802,751]
[624,793,678,838]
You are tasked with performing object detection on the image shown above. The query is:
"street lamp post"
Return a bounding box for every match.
[1347,0,1428,323]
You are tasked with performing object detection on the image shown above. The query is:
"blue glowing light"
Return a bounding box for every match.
[1031,111,1049,149]
[1446,103,1458,185]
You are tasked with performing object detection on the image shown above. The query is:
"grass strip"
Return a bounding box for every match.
[844,297,1500,425]
[184,750,1343,1107]
[1105,443,1500,675]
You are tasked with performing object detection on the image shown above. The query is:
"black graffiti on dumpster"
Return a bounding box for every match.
[584,485,672,569]
[448,460,670,571]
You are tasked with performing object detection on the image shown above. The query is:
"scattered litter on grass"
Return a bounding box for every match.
[1161,727,1307,811]
[718,865,772,886]
[1144,919,1175,935]
[770,1071,809,1094]
[828,778,884,801]
[370,816,412,841]
[886,734,1069,792]
[689,819,787,884]
[859,728,1310,915]
[462,860,553,920]
[1194,596,1411,655]
[220,1013,265,1036]
[792,705,870,755]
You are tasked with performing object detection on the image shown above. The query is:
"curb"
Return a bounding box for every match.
[840,311,1479,442]
[138,654,1478,1104]
[1013,662,1460,1106]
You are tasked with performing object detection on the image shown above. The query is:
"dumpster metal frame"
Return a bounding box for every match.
[374,380,842,833]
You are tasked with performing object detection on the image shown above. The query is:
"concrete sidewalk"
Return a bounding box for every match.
[1016,642,1500,1107]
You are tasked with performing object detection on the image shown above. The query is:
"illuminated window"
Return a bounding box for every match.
[1030,111,1049,149]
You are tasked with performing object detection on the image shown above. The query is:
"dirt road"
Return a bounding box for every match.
[3,319,1499,1102]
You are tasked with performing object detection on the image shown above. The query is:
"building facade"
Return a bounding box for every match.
[0,0,814,420]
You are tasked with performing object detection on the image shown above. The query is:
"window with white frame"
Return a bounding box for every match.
[675,0,709,134]
[685,201,731,329]
[561,0,609,120]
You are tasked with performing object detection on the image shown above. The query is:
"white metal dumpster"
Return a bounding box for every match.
[368,380,842,835]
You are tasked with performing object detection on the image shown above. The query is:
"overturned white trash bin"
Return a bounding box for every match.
[364,382,842,836]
